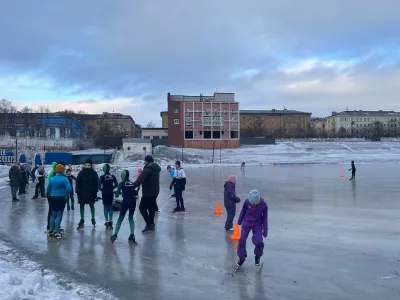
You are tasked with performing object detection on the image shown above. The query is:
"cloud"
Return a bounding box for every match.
[1,0,400,122]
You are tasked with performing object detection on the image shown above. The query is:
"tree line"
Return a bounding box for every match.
[0,99,87,115]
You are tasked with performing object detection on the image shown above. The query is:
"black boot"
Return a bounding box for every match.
[237,258,245,267]
[128,234,137,244]
[255,256,261,266]
[142,224,155,233]
[110,234,117,243]
[77,219,84,230]
[91,218,96,226]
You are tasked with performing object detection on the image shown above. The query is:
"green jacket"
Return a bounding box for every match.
[47,162,58,182]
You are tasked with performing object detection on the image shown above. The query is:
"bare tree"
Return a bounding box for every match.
[146,121,157,128]
[77,110,87,115]
[21,106,33,113]
[36,106,51,113]
[0,99,17,113]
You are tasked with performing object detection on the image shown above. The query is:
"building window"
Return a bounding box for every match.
[174,119,180,125]
[185,131,194,139]
[213,131,221,139]
[174,108,180,113]
[204,131,212,139]
[186,122,192,127]
[230,131,238,138]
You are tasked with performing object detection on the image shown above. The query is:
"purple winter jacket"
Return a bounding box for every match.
[224,182,240,210]
[238,198,268,236]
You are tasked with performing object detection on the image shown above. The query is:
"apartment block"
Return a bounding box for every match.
[167,92,240,148]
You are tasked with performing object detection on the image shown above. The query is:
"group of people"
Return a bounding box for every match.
[8,162,33,201]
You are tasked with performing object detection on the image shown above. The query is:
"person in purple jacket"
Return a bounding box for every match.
[237,189,268,268]
[224,175,241,231]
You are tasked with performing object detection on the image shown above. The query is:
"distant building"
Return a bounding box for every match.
[240,109,312,138]
[326,110,400,137]
[141,128,168,140]
[311,118,327,137]
[167,92,240,148]
[82,112,138,138]
[122,138,152,155]
[160,111,168,128]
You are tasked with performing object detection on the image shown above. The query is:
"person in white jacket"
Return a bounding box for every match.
[32,165,47,199]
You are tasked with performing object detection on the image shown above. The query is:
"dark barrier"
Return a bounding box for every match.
[152,139,169,147]
[240,137,276,145]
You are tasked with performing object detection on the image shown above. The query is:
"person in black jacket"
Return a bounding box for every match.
[75,159,99,229]
[32,164,46,199]
[18,163,28,195]
[9,162,22,202]
[169,160,187,213]
[98,164,118,229]
[349,161,356,180]
[110,170,139,244]
[31,165,39,183]
[132,155,161,233]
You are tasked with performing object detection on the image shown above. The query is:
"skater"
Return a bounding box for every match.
[110,170,139,244]
[224,175,241,231]
[46,164,71,239]
[31,164,39,183]
[32,164,46,199]
[349,161,356,180]
[236,189,268,269]
[76,159,99,229]
[47,162,58,182]
[169,160,186,213]
[18,163,28,195]
[66,169,77,211]
[98,164,118,230]
[132,155,161,233]
[241,162,245,170]
[9,161,22,202]
[167,165,176,198]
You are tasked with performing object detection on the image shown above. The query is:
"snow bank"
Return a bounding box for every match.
[0,241,116,300]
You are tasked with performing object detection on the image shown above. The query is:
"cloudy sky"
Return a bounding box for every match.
[1,0,400,125]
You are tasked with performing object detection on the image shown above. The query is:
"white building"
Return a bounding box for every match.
[326,110,400,137]
[122,138,152,155]
[141,128,168,140]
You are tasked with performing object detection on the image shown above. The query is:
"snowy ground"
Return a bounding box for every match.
[122,141,400,168]
[0,164,399,299]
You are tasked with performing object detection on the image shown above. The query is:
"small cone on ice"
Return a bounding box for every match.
[340,173,344,179]
[213,201,224,215]
[230,222,241,241]
[275,169,279,174]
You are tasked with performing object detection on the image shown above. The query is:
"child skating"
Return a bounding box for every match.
[46,164,72,240]
[169,160,186,213]
[110,170,139,244]
[349,161,356,180]
[66,169,77,211]
[98,164,118,230]
[167,165,176,198]
[236,189,268,271]
[224,175,240,231]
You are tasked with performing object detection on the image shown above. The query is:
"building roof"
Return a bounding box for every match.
[240,109,311,115]
[123,138,151,143]
[331,110,400,117]
[168,92,235,103]
[141,128,168,131]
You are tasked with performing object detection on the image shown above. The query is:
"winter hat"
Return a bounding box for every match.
[121,169,130,181]
[248,189,261,205]
[227,175,237,185]
[144,155,154,163]
[103,163,110,173]
[55,164,65,174]
[85,159,93,166]
[167,165,171,170]
[175,160,181,167]
[136,167,142,179]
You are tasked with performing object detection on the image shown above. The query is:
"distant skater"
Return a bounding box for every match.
[241,162,245,170]
[167,165,176,198]
[349,161,356,180]
[169,160,187,213]
[236,189,268,270]
[32,164,46,199]
[66,169,77,211]
[224,175,241,231]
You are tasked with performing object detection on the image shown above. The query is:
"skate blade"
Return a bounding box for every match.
[256,263,264,272]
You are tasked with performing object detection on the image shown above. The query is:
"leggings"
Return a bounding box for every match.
[114,202,136,235]
[104,203,114,221]
[80,203,95,220]
[49,211,64,233]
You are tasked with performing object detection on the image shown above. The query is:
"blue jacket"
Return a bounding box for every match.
[115,180,139,205]
[169,168,175,180]
[47,174,72,197]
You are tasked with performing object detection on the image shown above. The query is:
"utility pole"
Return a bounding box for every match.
[15,138,18,163]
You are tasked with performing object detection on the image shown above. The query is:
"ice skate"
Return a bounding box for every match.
[91,218,96,226]
[235,258,245,271]
[110,234,118,243]
[255,256,263,272]
[128,234,137,244]
[172,207,180,214]
[142,224,155,233]
[77,219,84,230]
[108,221,113,230]
[71,205,74,210]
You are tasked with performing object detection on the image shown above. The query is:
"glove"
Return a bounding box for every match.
[169,185,172,191]
[263,231,268,238]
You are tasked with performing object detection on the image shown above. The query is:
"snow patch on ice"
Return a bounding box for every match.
[0,241,117,300]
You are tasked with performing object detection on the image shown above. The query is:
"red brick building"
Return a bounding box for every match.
[167,92,240,148]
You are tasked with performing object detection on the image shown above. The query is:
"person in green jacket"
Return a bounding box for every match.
[47,162,57,182]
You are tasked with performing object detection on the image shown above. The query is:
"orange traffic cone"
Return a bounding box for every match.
[230,222,241,241]
[340,173,344,179]
[213,201,224,215]
[275,169,279,174]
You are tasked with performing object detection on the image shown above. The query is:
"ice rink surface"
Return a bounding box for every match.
[0,164,399,300]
